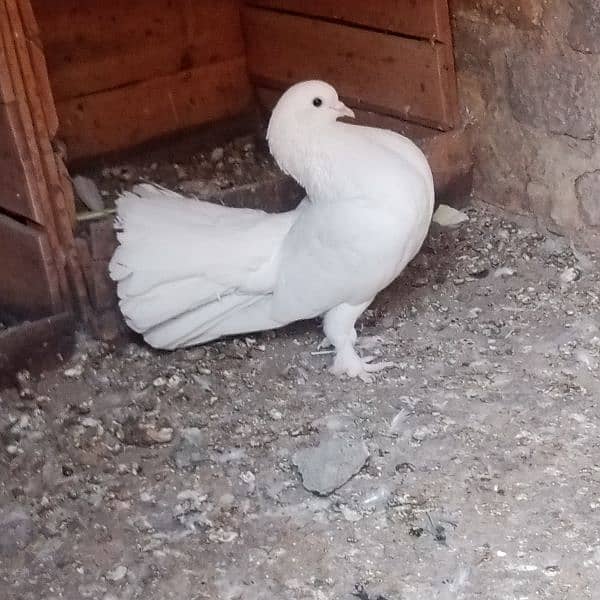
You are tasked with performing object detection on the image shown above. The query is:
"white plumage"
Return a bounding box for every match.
[109,80,434,381]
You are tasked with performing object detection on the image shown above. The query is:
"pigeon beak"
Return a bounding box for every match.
[335,101,355,119]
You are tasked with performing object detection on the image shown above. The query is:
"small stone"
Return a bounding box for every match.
[167,374,183,389]
[172,427,206,469]
[209,529,238,543]
[152,376,167,388]
[106,565,128,583]
[292,437,370,496]
[175,489,208,515]
[575,349,598,370]
[5,444,19,456]
[560,267,581,284]
[173,163,187,180]
[412,425,437,441]
[64,365,84,378]
[340,505,362,522]
[210,147,224,162]
[81,417,101,429]
[494,267,515,278]
[269,409,283,421]
[432,204,469,227]
[143,426,174,444]
[122,419,172,447]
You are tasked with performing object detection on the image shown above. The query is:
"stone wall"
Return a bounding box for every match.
[451,0,600,245]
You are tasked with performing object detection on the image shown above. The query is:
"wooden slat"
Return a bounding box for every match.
[31,0,246,101]
[255,85,438,138]
[242,6,455,129]
[0,214,62,315]
[0,101,44,221]
[8,0,91,318]
[0,313,75,388]
[56,58,253,160]
[257,84,471,202]
[247,0,452,43]
[0,6,44,222]
[18,0,59,136]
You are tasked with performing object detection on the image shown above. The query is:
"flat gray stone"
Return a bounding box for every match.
[0,507,34,555]
[171,427,206,469]
[432,204,469,227]
[293,437,370,496]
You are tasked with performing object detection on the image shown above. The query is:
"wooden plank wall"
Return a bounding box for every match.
[0,214,62,315]
[31,0,255,160]
[242,0,458,131]
[0,0,69,316]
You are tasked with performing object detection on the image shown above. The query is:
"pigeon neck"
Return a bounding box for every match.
[269,125,336,200]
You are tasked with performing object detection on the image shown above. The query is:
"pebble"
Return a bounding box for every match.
[494,266,515,278]
[152,376,167,388]
[64,365,84,378]
[560,267,581,284]
[172,427,206,469]
[432,204,469,227]
[269,409,283,421]
[143,426,174,444]
[210,147,224,162]
[293,437,370,496]
[106,565,128,583]
[412,424,437,441]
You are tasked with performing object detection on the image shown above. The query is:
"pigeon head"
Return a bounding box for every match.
[266,80,354,185]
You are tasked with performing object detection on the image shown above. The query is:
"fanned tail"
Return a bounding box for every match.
[108,184,297,348]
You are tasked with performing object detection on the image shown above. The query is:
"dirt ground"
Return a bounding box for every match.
[1,202,599,600]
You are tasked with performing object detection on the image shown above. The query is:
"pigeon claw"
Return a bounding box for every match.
[317,336,332,351]
[330,349,396,383]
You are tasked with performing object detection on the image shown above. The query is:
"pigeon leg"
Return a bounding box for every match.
[323,302,394,382]
[316,336,333,351]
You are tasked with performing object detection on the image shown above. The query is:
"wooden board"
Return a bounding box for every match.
[242,6,456,129]
[31,0,246,101]
[0,100,45,222]
[247,0,452,43]
[0,6,45,223]
[257,84,471,200]
[0,214,62,315]
[56,57,253,160]
[0,313,75,388]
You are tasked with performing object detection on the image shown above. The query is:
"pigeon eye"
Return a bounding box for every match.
[312,97,323,107]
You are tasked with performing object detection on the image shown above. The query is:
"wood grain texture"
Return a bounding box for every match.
[0,313,75,387]
[0,3,45,222]
[247,0,452,43]
[242,6,455,129]
[31,0,246,101]
[5,0,88,315]
[0,214,62,315]
[256,85,471,196]
[0,100,44,221]
[56,58,253,160]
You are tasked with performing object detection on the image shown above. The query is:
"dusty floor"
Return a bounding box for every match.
[1,203,599,600]
[73,132,279,212]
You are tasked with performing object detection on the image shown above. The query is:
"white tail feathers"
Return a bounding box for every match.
[109,184,297,349]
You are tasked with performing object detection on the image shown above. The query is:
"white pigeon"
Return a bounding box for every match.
[109,80,434,382]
